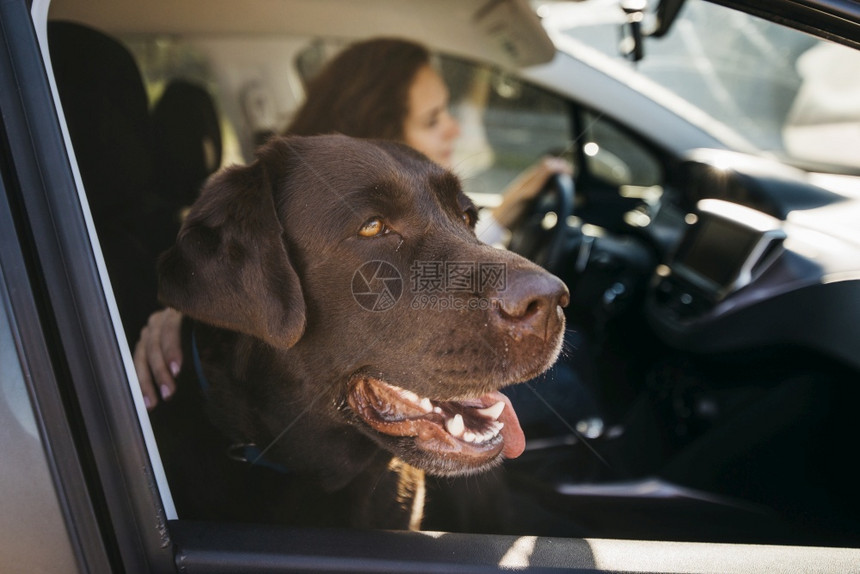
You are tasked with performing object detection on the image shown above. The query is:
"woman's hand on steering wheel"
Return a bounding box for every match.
[492,156,572,229]
[505,157,576,271]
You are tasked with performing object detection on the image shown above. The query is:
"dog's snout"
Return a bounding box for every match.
[494,271,568,338]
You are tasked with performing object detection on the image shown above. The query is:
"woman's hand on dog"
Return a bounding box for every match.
[134,307,184,410]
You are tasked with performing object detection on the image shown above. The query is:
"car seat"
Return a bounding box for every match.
[49,20,168,342]
[151,79,223,242]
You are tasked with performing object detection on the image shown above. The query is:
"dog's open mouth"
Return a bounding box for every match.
[347,376,525,469]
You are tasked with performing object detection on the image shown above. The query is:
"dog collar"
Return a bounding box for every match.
[227,443,291,474]
[190,325,291,474]
[190,326,211,392]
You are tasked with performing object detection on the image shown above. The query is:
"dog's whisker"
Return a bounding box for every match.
[557,333,579,361]
[473,329,505,361]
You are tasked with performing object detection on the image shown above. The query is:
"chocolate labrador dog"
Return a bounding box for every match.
[153,134,568,530]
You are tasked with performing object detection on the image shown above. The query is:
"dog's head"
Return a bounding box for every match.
[159,135,568,480]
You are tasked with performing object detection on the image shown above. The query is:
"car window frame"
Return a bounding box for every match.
[1,1,175,570]
[708,0,860,51]
[0,139,96,574]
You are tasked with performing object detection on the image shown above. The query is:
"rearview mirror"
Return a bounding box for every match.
[619,0,647,61]
[618,0,686,62]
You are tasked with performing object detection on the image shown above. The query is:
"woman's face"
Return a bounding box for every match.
[402,65,460,169]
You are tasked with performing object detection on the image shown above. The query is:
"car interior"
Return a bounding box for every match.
[34,0,860,557]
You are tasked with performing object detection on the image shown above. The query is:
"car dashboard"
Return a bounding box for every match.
[642,150,860,369]
[507,148,860,545]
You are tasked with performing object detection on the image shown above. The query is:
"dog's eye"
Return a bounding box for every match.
[358,217,388,238]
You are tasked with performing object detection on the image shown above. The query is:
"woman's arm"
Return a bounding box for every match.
[133,307,184,410]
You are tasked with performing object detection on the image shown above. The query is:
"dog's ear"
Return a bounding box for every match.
[157,159,306,349]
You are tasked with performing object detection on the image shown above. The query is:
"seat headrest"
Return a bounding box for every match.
[152,80,223,208]
[48,20,153,216]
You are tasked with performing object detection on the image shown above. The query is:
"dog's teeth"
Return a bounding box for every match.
[463,431,476,443]
[446,414,465,438]
[419,398,433,413]
[477,401,505,421]
[433,406,443,414]
[475,422,504,443]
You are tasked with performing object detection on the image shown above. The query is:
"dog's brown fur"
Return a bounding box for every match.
[154,135,567,529]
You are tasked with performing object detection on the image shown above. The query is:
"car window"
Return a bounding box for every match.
[32,0,860,568]
[295,41,575,205]
[540,0,860,174]
[441,57,573,201]
[579,109,662,187]
[0,281,79,573]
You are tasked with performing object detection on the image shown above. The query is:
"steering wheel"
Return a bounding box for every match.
[508,172,576,271]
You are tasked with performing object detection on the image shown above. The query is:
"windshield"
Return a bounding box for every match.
[537,0,860,174]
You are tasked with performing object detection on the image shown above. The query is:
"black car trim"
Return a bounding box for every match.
[707,0,860,50]
[169,520,603,574]
[169,519,860,573]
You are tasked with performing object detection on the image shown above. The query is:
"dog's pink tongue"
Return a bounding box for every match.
[488,391,525,459]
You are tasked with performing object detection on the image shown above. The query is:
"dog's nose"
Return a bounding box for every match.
[494,271,569,339]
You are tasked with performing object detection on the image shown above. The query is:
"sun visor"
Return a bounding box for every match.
[474,0,556,67]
